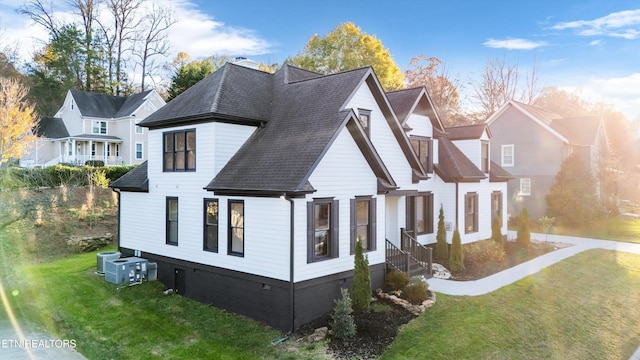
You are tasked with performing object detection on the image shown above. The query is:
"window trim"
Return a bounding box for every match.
[501,144,514,167]
[407,192,434,236]
[203,198,219,253]
[465,192,478,234]
[163,129,196,172]
[227,199,244,257]
[410,136,434,173]
[520,178,531,196]
[357,108,371,138]
[135,142,143,160]
[166,197,178,246]
[92,120,107,135]
[481,141,489,173]
[135,125,144,134]
[307,198,339,263]
[350,196,377,254]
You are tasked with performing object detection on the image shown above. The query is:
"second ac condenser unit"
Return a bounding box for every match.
[104,257,149,285]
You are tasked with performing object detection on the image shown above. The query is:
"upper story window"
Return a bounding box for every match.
[410,136,433,173]
[307,198,339,263]
[163,129,196,171]
[357,109,371,138]
[135,143,143,160]
[481,142,489,173]
[135,126,144,134]
[92,121,107,135]
[520,178,531,196]
[501,144,514,167]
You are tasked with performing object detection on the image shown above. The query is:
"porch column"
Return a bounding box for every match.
[89,140,93,161]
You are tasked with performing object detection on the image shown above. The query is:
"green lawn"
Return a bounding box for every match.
[383,249,640,359]
[540,216,640,244]
[4,247,326,360]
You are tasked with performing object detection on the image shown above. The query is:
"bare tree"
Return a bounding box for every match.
[19,0,61,38]
[73,0,99,91]
[133,4,175,90]
[473,55,520,119]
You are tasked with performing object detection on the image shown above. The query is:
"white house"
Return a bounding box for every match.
[20,89,165,168]
[110,63,511,332]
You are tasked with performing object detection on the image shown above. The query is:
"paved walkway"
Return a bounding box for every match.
[426,232,640,360]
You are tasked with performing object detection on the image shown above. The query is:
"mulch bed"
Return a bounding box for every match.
[294,297,417,359]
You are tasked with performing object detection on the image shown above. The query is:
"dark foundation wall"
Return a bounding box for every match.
[126,249,385,332]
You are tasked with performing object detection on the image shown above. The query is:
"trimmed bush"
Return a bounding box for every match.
[385,270,409,291]
[434,205,448,260]
[491,215,503,245]
[331,288,356,340]
[403,277,429,305]
[449,227,465,272]
[517,208,531,248]
[85,160,105,167]
[464,240,507,276]
[351,238,371,313]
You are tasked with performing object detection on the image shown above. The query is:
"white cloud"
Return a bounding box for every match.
[562,73,640,120]
[552,9,640,39]
[589,39,603,46]
[483,38,546,50]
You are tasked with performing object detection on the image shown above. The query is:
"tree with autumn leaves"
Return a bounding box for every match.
[0,78,37,166]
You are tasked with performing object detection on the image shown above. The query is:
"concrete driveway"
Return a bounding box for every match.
[0,320,86,360]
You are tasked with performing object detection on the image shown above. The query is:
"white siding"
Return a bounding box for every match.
[215,123,256,172]
[405,114,433,138]
[294,126,384,282]
[345,84,414,188]
[453,139,481,169]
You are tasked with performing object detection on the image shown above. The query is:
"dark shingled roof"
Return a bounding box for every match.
[206,66,397,195]
[434,135,486,183]
[71,90,153,118]
[385,86,446,133]
[109,161,148,192]
[446,123,489,140]
[550,116,601,146]
[139,63,273,128]
[489,161,514,182]
[36,117,69,138]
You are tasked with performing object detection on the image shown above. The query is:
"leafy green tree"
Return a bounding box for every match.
[449,227,465,272]
[434,205,448,260]
[546,154,601,227]
[516,208,531,248]
[351,238,371,313]
[167,53,228,101]
[289,22,404,91]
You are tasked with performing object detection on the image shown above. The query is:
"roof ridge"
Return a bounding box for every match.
[286,66,371,85]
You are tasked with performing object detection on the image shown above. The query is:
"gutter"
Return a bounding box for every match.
[284,194,295,334]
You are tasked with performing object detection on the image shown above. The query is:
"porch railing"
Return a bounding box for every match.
[385,239,410,273]
[400,228,433,277]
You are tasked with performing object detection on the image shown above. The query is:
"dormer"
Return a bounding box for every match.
[445,123,492,174]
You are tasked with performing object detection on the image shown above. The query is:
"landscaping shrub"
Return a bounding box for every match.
[403,277,429,305]
[85,160,105,167]
[434,205,448,260]
[464,240,507,276]
[331,288,356,340]
[517,208,531,248]
[491,215,503,245]
[351,238,371,313]
[449,227,465,272]
[385,270,409,291]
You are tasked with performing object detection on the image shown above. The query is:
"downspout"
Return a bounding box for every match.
[284,194,295,334]
[455,182,459,229]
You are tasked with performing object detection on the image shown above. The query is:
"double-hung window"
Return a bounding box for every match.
[407,193,434,235]
[92,121,107,135]
[350,197,377,254]
[163,129,196,171]
[410,136,434,173]
[481,142,489,173]
[492,191,503,223]
[501,144,514,167]
[203,199,219,252]
[307,198,339,262]
[465,192,478,234]
[166,197,178,245]
[135,143,143,160]
[228,200,244,256]
[520,178,531,196]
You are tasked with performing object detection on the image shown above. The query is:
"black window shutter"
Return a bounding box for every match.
[428,139,434,173]
[331,199,339,258]
[370,197,377,251]
[306,201,314,263]
[350,199,356,255]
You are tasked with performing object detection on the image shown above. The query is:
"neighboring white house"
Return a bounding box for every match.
[20,89,165,168]
[110,63,511,332]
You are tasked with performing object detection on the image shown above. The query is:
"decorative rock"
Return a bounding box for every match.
[432,263,451,279]
[308,326,328,342]
[66,233,113,252]
[377,290,437,315]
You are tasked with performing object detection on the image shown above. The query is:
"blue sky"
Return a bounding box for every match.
[1,0,639,119]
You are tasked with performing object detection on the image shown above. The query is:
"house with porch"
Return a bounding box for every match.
[110,63,511,332]
[20,89,165,168]
[485,100,608,219]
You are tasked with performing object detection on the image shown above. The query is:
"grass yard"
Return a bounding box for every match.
[383,249,640,359]
[537,216,640,244]
[4,246,326,360]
